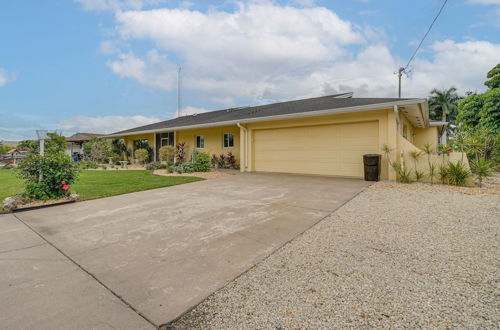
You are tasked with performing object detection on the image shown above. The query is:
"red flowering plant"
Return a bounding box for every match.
[17,152,78,200]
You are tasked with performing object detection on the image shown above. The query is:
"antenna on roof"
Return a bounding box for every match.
[177,66,182,118]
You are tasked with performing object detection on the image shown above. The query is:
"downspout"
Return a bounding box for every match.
[236,122,248,169]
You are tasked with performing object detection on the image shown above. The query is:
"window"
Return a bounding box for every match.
[223,133,234,148]
[196,135,205,149]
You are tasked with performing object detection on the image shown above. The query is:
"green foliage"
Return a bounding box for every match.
[17,152,78,200]
[77,161,98,169]
[457,94,483,129]
[83,138,112,163]
[428,88,459,129]
[173,162,195,174]
[0,141,11,156]
[428,163,437,185]
[470,158,494,187]
[414,170,424,182]
[192,152,212,172]
[446,161,470,186]
[485,63,500,89]
[391,162,412,183]
[438,164,448,184]
[478,88,500,131]
[381,144,394,167]
[145,162,167,171]
[111,139,128,160]
[134,148,149,164]
[226,152,237,168]
[159,145,175,166]
[18,133,66,156]
[133,139,153,162]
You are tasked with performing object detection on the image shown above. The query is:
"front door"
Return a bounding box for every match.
[155,132,174,161]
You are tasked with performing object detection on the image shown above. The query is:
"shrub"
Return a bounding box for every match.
[77,161,98,169]
[159,145,175,166]
[134,148,149,164]
[175,142,187,164]
[193,152,212,172]
[17,152,78,200]
[111,138,128,160]
[470,158,494,187]
[145,162,167,171]
[414,170,424,182]
[226,152,237,168]
[167,166,174,173]
[438,164,448,184]
[391,162,412,183]
[173,162,195,174]
[446,161,470,186]
[428,163,437,184]
[83,138,112,163]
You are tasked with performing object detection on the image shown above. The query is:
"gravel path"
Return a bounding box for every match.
[169,182,500,329]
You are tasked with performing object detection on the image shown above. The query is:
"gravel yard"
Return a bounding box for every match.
[170,180,500,329]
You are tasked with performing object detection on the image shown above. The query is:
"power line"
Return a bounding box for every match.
[397,0,448,97]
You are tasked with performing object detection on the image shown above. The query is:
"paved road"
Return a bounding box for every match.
[1,173,368,328]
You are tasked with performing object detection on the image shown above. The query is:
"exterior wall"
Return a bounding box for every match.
[123,133,155,161]
[413,127,439,150]
[400,114,415,143]
[176,125,240,163]
[243,109,392,179]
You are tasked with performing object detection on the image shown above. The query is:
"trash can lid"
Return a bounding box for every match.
[363,154,381,157]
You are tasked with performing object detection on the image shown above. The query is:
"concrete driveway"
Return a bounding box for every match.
[1,173,369,329]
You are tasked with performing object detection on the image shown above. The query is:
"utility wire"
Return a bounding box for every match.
[404,0,448,70]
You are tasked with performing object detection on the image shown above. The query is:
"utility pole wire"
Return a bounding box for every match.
[397,0,448,97]
[404,0,448,70]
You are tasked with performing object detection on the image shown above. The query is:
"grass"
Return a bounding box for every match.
[0,170,203,212]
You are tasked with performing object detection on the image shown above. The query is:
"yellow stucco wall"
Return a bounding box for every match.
[413,127,439,150]
[123,133,155,161]
[176,125,240,162]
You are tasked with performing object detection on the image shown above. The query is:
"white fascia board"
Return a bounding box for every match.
[106,99,427,137]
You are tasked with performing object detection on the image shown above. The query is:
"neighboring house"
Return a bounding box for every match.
[2,141,20,148]
[66,133,104,160]
[107,93,450,180]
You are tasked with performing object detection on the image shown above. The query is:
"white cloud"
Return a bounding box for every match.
[75,0,164,11]
[57,115,160,134]
[468,0,500,4]
[102,2,499,104]
[0,67,15,87]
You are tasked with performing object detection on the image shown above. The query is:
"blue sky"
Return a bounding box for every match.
[0,0,499,140]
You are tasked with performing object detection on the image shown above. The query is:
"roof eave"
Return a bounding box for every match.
[106,99,427,138]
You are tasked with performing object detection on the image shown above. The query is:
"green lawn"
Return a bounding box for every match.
[0,170,203,212]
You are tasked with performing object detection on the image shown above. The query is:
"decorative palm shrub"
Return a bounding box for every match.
[159,145,175,166]
[438,164,448,184]
[134,149,149,164]
[422,143,436,184]
[391,162,412,183]
[408,150,423,181]
[446,161,470,186]
[17,152,78,200]
[470,158,494,187]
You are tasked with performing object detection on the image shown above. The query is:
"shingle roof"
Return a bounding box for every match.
[108,94,419,136]
[66,133,105,142]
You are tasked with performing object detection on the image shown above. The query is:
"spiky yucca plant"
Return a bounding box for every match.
[470,158,494,187]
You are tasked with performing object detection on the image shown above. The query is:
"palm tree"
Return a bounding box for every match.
[428,87,459,122]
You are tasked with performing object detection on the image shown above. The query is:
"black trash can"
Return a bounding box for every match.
[363,154,381,181]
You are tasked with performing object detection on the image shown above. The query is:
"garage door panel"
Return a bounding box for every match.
[253,121,378,177]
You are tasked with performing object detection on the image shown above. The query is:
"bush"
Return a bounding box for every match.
[470,158,494,187]
[391,162,412,183]
[226,152,237,168]
[447,161,470,186]
[145,162,167,171]
[193,152,212,172]
[173,163,195,174]
[83,138,112,163]
[134,148,149,164]
[77,161,98,169]
[159,145,175,166]
[17,152,78,200]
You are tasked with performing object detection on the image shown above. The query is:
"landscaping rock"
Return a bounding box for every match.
[69,193,79,201]
[3,197,17,213]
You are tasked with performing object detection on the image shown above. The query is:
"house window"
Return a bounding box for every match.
[223,133,234,148]
[196,135,205,149]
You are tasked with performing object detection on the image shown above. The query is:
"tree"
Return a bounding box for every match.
[158,145,175,166]
[83,138,111,163]
[457,63,500,132]
[0,141,11,156]
[485,63,499,89]
[428,87,459,123]
[18,133,66,155]
[111,138,128,160]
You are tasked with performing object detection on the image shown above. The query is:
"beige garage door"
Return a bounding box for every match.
[253,121,379,177]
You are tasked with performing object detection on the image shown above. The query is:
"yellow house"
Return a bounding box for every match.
[107,93,449,180]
